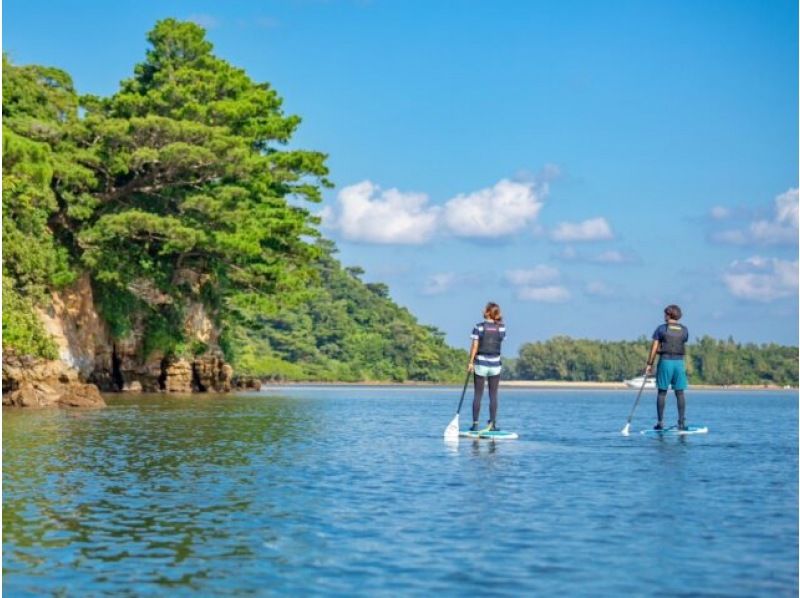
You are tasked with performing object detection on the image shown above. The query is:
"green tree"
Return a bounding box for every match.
[70,19,330,356]
[2,55,82,357]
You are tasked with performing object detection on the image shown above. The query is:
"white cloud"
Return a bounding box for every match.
[505,265,559,286]
[326,176,552,244]
[329,181,439,244]
[712,188,798,246]
[555,246,634,264]
[505,264,570,302]
[710,229,748,245]
[710,206,730,220]
[442,179,543,238]
[722,256,798,302]
[776,189,799,226]
[423,272,457,295]
[592,250,626,264]
[551,217,614,242]
[517,285,571,302]
[585,281,613,296]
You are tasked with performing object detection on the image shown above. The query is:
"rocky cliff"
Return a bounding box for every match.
[2,351,105,408]
[3,272,234,407]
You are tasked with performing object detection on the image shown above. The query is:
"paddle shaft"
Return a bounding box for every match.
[625,370,650,424]
[455,370,472,414]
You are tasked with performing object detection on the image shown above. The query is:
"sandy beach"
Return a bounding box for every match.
[260,380,796,391]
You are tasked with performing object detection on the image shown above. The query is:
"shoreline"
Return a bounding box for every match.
[259,380,796,391]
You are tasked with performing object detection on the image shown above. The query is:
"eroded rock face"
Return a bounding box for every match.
[36,273,110,379]
[233,375,263,391]
[2,352,105,409]
[9,269,236,402]
[192,353,233,392]
[163,357,193,393]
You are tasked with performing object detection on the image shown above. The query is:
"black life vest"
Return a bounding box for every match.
[477,322,503,356]
[659,324,686,356]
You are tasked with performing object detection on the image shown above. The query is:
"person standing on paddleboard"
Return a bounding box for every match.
[467,302,506,432]
[645,304,690,431]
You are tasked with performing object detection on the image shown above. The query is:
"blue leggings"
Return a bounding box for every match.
[472,374,500,424]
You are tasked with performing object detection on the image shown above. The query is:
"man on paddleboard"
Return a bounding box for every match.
[645,304,689,431]
[467,302,506,432]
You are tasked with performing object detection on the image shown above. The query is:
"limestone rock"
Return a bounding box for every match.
[2,351,105,409]
[192,353,233,392]
[35,273,110,379]
[233,375,263,391]
[164,358,193,393]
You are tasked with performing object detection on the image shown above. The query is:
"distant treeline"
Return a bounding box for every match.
[504,336,798,386]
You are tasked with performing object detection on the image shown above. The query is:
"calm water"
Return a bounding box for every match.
[3,387,797,596]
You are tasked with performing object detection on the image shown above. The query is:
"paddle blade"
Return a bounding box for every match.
[444,413,460,441]
[620,422,631,436]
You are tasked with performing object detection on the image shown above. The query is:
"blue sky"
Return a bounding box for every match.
[4,0,798,352]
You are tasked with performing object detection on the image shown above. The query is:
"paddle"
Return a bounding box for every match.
[620,370,650,436]
[443,370,472,441]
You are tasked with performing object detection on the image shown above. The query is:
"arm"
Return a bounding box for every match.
[468,339,479,372]
[645,340,659,375]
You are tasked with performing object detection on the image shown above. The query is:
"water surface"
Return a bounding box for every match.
[3,387,797,596]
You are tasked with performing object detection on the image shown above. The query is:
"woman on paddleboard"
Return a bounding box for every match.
[467,302,506,432]
[645,304,689,431]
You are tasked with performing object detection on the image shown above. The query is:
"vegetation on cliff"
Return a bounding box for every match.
[2,20,464,382]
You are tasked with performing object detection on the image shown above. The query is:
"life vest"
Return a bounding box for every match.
[477,322,504,356]
[659,324,687,355]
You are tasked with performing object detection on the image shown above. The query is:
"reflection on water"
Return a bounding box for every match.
[3,389,798,596]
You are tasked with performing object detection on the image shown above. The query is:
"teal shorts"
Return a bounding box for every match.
[474,364,502,377]
[656,359,688,391]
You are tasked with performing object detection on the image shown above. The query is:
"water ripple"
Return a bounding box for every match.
[3,389,797,596]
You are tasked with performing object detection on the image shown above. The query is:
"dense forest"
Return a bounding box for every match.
[505,336,798,386]
[2,19,464,383]
[230,239,465,382]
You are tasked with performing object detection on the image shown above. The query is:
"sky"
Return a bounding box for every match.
[4,0,798,353]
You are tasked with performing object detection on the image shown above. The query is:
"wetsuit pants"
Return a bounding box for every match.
[473,374,500,424]
[657,389,686,424]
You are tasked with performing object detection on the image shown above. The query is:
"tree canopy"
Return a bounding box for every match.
[506,336,797,386]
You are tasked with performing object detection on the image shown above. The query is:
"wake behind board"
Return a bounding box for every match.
[459,430,519,440]
[640,425,709,436]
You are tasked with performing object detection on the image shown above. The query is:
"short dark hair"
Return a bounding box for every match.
[664,304,682,320]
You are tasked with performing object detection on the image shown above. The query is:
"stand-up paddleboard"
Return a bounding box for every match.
[640,425,709,436]
[459,430,519,440]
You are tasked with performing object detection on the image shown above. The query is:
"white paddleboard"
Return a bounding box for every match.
[640,425,709,436]
[459,430,519,440]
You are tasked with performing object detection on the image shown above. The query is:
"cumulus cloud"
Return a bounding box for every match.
[722,256,798,302]
[326,178,548,244]
[442,179,543,238]
[554,246,634,264]
[328,181,439,244]
[423,272,458,296]
[505,265,560,286]
[710,206,730,220]
[505,264,570,302]
[712,188,798,246]
[585,281,613,296]
[518,285,571,302]
[592,250,626,264]
[551,217,614,242]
